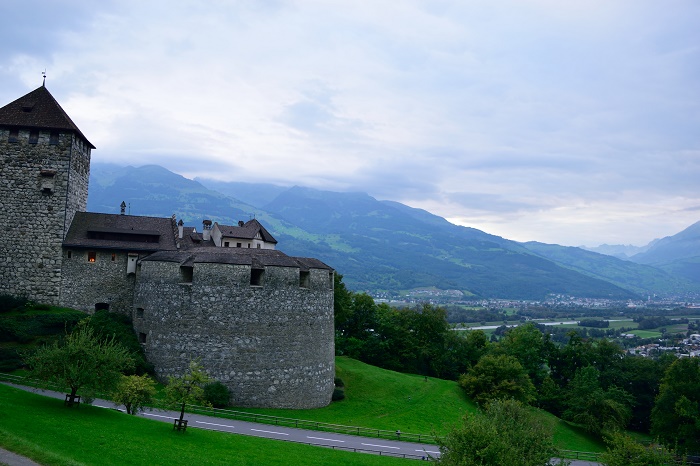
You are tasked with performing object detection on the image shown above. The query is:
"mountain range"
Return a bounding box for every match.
[87,163,700,300]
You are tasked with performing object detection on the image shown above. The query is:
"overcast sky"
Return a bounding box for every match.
[2,1,699,247]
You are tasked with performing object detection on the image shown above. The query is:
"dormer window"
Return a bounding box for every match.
[21,102,35,112]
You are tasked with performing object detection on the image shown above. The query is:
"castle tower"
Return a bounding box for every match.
[0,84,94,303]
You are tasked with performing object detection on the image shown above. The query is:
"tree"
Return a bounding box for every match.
[651,357,700,454]
[562,366,633,435]
[165,360,212,430]
[25,322,134,406]
[436,399,560,466]
[497,323,548,386]
[333,273,353,331]
[600,432,675,466]
[458,354,536,405]
[113,374,156,414]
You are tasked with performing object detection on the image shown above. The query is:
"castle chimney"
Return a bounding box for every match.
[178,219,184,239]
[120,201,126,215]
[238,220,244,227]
[202,219,212,241]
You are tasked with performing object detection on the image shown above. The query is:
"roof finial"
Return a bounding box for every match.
[42,69,46,87]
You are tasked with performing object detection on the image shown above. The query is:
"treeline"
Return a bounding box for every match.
[333,278,700,454]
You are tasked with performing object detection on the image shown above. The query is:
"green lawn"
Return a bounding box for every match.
[0,384,411,466]
[233,357,605,452]
[629,329,662,338]
[236,356,477,435]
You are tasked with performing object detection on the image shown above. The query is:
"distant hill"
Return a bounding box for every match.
[520,242,699,296]
[86,163,699,299]
[580,243,654,259]
[627,221,700,283]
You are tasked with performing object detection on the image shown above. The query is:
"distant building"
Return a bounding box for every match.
[0,85,335,408]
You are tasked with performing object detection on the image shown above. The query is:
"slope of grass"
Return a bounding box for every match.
[235,356,476,435]
[235,357,605,452]
[0,384,410,466]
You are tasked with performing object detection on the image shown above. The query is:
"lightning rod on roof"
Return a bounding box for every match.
[42,70,46,87]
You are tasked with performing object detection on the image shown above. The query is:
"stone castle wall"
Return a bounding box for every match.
[0,129,90,304]
[59,249,137,314]
[133,260,335,408]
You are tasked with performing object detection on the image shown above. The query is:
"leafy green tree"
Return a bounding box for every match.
[165,360,212,430]
[562,366,633,434]
[113,374,156,414]
[333,273,353,331]
[25,322,134,406]
[651,357,700,454]
[615,356,665,432]
[600,432,675,466]
[497,323,548,386]
[459,354,536,405]
[436,399,560,466]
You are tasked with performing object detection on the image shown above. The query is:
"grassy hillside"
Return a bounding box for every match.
[238,357,605,452]
[0,384,410,466]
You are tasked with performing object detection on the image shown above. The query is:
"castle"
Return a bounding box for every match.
[0,85,335,409]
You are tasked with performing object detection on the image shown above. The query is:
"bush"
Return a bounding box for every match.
[436,399,559,466]
[600,433,675,466]
[87,310,154,375]
[203,381,230,408]
[0,294,28,313]
[332,388,345,401]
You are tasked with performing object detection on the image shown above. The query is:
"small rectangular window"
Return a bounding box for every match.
[138,333,147,344]
[224,241,229,247]
[8,129,18,143]
[250,268,264,286]
[136,308,144,318]
[67,250,72,259]
[300,271,310,288]
[49,131,59,145]
[88,251,96,262]
[29,130,39,144]
[180,266,193,283]
[111,252,116,261]
[256,244,261,249]
[237,242,242,248]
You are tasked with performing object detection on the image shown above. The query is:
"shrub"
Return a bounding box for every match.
[0,294,28,313]
[203,381,231,408]
[332,387,345,401]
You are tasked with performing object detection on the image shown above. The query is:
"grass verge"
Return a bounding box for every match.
[0,383,411,466]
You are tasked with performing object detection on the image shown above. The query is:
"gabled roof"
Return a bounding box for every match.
[215,219,278,244]
[63,212,177,252]
[0,85,95,148]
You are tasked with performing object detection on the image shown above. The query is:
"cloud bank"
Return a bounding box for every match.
[1,0,698,246]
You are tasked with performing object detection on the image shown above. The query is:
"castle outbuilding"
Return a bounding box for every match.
[0,85,335,408]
